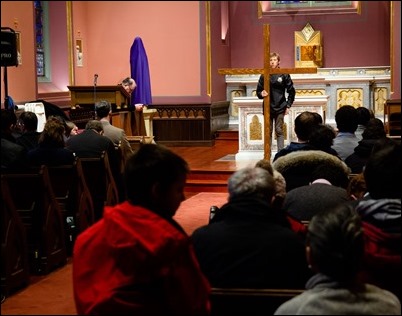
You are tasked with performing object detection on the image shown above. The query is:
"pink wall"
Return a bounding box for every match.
[210,1,231,102]
[1,1,36,105]
[72,1,204,104]
[229,1,391,68]
[1,1,400,107]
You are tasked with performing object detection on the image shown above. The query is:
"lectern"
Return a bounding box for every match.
[67,85,133,136]
[67,85,130,110]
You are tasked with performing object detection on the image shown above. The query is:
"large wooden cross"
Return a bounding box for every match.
[219,24,317,161]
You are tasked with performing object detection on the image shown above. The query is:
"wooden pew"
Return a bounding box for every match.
[1,166,67,275]
[79,151,120,221]
[46,159,95,255]
[210,287,304,316]
[1,176,30,297]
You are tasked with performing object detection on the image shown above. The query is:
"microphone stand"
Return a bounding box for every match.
[93,75,97,119]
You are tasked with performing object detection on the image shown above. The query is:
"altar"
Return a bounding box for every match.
[233,95,328,161]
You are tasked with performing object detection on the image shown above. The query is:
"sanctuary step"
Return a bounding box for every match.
[169,125,239,194]
[215,126,239,141]
[185,169,233,193]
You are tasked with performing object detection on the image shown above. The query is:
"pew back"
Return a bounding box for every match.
[210,287,304,316]
[1,165,67,275]
[79,151,119,221]
[46,159,95,254]
[1,176,30,296]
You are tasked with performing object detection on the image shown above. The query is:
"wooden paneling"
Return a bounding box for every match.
[152,101,230,146]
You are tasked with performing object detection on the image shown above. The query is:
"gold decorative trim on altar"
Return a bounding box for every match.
[374,87,387,115]
[295,23,323,68]
[337,88,363,108]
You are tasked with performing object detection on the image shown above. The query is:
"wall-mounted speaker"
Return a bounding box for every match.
[1,27,18,67]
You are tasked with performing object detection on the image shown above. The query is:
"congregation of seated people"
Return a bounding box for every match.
[1,102,401,315]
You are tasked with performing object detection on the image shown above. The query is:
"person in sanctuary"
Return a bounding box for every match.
[273,111,321,162]
[66,120,116,161]
[345,117,387,174]
[308,123,340,158]
[255,159,308,240]
[191,166,311,289]
[15,111,41,152]
[274,203,401,315]
[353,137,401,301]
[1,109,29,171]
[27,116,75,167]
[65,119,122,192]
[121,76,147,137]
[281,164,350,222]
[331,105,359,161]
[355,106,374,141]
[256,52,295,152]
[72,144,210,315]
[95,99,133,161]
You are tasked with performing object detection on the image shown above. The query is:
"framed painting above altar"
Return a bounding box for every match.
[295,23,322,68]
[259,1,361,17]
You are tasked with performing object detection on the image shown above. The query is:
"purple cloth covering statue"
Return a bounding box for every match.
[130,37,152,106]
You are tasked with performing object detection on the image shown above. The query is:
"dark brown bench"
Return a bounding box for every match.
[210,287,304,316]
[79,151,119,222]
[1,176,30,296]
[1,165,67,275]
[46,159,95,255]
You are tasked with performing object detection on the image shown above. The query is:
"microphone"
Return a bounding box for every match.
[94,73,98,86]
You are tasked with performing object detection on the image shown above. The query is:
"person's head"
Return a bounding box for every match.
[270,52,280,69]
[255,159,273,176]
[18,111,38,133]
[356,107,372,127]
[347,173,367,200]
[307,203,364,283]
[255,159,286,209]
[309,124,336,151]
[124,144,189,219]
[363,138,401,199]
[64,121,78,137]
[335,105,358,133]
[38,117,66,148]
[121,77,137,94]
[95,100,112,119]
[1,109,17,134]
[310,164,349,188]
[311,112,323,125]
[228,166,276,203]
[361,118,386,140]
[294,111,321,142]
[85,120,104,135]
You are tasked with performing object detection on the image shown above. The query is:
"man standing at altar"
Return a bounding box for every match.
[256,52,295,152]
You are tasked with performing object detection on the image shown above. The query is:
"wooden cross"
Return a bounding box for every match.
[219,24,318,161]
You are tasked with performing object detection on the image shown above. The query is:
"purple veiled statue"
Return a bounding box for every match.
[130,37,152,106]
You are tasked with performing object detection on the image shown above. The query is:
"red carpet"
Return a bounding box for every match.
[1,193,229,315]
[174,192,228,235]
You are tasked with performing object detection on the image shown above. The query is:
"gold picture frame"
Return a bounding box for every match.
[75,38,83,67]
[295,23,322,68]
[259,1,361,17]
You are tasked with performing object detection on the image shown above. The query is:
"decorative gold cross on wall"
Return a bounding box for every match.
[219,24,318,161]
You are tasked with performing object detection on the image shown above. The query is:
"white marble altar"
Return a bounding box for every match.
[233,95,329,161]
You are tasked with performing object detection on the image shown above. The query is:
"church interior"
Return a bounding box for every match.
[1,1,401,314]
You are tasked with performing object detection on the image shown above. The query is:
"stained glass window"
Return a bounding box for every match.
[34,1,45,77]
